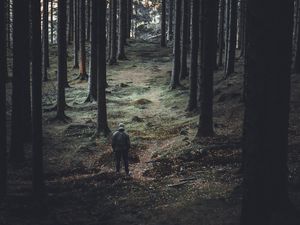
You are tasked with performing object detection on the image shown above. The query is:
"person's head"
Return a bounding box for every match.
[118,123,125,131]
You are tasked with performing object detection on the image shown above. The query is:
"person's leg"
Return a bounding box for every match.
[115,151,121,173]
[122,150,129,175]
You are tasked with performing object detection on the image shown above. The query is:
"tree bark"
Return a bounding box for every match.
[186,0,200,112]
[241,1,294,224]
[217,0,225,67]
[73,0,79,68]
[239,0,246,58]
[117,0,127,60]
[179,0,189,80]
[43,0,49,81]
[168,0,174,41]
[50,0,54,44]
[109,0,117,64]
[196,0,218,137]
[161,0,166,47]
[68,0,74,44]
[79,0,87,79]
[0,0,7,197]
[86,0,91,41]
[31,0,45,199]
[96,0,110,136]
[170,0,182,89]
[127,0,132,38]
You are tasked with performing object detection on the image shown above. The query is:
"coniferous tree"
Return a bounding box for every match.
[96,0,110,136]
[43,0,49,81]
[0,0,7,197]
[170,0,182,89]
[196,0,218,137]
[161,0,166,47]
[187,0,200,112]
[79,0,87,80]
[117,0,127,60]
[86,0,90,41]
[241,1,294,224]
[6,0,11,49]
[109,0,117,64]
[31,0,45,198]
[50,0,54,44]
[179,0,189,80]
[217,0,225,67]
[127,0,133,38]
[68,0,74,44]
[73,0,79,68]
[168,0,174,41]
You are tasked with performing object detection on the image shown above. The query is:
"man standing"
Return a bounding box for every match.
[112,123,131,175]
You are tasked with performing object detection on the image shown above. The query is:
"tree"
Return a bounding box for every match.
[196,0,218,137]
[217,0,225,67]
[168,0,174,41]
[238,0,246,57]
[179,0,189,80]
[56,0,69,121]
[73,0,79,68]
[50,0,54,44]
[241,1,294,224]
[96,0,110,136]
[86,0,90,41]
[0,0,7,197]
[170,0,182,89]
[43,0,49,81]
[31,0,45,198]
[224,0,237,78]
[68,0,74,44]
[86,0,98,102]
[79,0,87,80]
[10,0,30,162]
[127,0,133,38]
[109,0,117,64]
[187,0,200,112]
[117,0,127,60]
[161,0,166,47]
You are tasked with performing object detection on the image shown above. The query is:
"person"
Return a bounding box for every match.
[112,123,131,175]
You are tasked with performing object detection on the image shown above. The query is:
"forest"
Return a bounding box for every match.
[0,0,300,224]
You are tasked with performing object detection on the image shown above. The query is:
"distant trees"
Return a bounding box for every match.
[241,0,294,224]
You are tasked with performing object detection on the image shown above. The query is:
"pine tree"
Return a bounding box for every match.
[179,0,189,80]
[109,0,117,64]
[79,0,88,80]
[161,0,166,47]
[117,0,127,60]
[43,0,49,81]
[73,0,79,68]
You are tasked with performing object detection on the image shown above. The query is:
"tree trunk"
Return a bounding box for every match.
[117,0,127,60]
[217,0,225,67]
[86,0,90,41]
[294,0,300,73]
[31,0,45,199]
[0,0,7,197]
[168,0,174,41]
[79,0,87,79]
[56,0,68,120]
[161,0,166,47]
[50,0,54,44]
[86,0,97,102]
[241,1,293,224]
[179,0,189,80]
[73,0,79,68]
[186,0,200,112]
[96,0,110,136]
[43,0,49,81]
[127,0,132,38]
[170,0,182,89]
[68,0,74,44]
[6,0,11,49]
[196,0,218,137]
[239,0,246,58]
[224,0,237,78]
[109,0,117,64]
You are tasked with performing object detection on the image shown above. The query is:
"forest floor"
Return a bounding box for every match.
[1,40,300,225]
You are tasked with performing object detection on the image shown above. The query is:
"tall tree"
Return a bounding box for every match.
[43,0,49,81]
[196,0,218,137]
[10,0,30,162]
[86,0,98,102]
[86,0,90,41]
[161,0,166,47]
[187,0,200,112]
[73,0,79,68]
[224,0,237,78]
[50,0,54,44]
[241,0,294,224]
[68,0,74,44]
[79,0,87,80]
[31,0,45,198]
[0,0,7,197]
[168,0,174,41]
[179,0,189,80]
[127,0,133,38]
[96,0,110,136]
[109,0,117,64]
[117,0,127,60]
[6,0,11,49]
[56,0,69,121]
[217,0,225,67]
[170,0,182,89]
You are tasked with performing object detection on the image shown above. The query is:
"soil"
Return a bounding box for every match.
[1,40,300,225]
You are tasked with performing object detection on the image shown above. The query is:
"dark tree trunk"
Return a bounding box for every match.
[217,0,225,67]
[179,0,189,80]
[56,0,69,121]
[127,0,132,38]
[73,0,79,68]
[68,0,74,44]
[31,0,45,199]
[50,0,54,44]
[6,0,11,49]
[79,0,87,79]
[96,0,110,136]
[186,0,200,112]
[196,0,218,137]
[294,0,300,73]
[168,0,174,41]
[224,0,237,78]
[86,0,91,41]
[86,0,97,102]
[0,0,7,197]
[10,0,30,162]
[109,0,117,64]
[161,0,166,47]
[239,0,246,58]
[117,0,127,60]
[43,0,49,81]
[241,1,293,224]
[170,0,182,89]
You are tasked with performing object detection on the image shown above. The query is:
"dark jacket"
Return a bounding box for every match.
[112,129,131,152]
